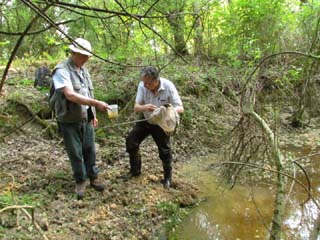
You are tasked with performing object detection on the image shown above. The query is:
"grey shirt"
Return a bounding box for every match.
[135,77,183,119]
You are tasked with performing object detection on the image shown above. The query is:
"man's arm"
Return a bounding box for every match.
[134,103,157,113]
[53,68,109,112]
[134,82,158,113]
[170,84,184,113]
[62,86,109,112]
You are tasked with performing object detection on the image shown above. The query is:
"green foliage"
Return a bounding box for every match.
[50,170,69,180]
[0,41,10,47]
[5,86,48,116]
[0,192,15,206]
[225,0,285,61]
[180,106,193,129]
[0,191,43,208]
[156,201,188,231]
[285,66,303,84]
[94,76,135,104]
[0,0,312,65]
[296,1,320,52]
[20,78,34,86]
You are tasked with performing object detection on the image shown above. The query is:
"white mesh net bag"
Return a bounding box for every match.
[148,104,180,135]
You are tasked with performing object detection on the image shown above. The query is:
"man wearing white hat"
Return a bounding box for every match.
[51,38,110,199]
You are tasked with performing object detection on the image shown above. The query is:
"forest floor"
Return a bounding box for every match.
[0,65,229,240]
[0,125,201,240]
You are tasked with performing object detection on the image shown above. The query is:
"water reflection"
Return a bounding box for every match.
[192,210,222,239]
[285,199,319,239]
[172,154,320,240]
[173,186,273,239]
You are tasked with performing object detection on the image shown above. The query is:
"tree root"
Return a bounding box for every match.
[0,99,59,140]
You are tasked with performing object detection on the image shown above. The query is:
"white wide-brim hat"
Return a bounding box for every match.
[69,38,92,56]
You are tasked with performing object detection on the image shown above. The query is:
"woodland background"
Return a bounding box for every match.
[1,0,320,240]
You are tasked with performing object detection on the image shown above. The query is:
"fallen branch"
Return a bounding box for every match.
[0,115,36,140]
[21,208,49,240]
[0,205,49,240]
[0,205,34,213]
[0,170,49,239]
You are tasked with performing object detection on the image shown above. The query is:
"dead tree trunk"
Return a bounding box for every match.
[245,110,286,240]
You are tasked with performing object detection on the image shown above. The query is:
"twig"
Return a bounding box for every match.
[21,0,141,68]
[0,172,16,191]
[284,162,296,206]
[114,0,188,63]
[0,100,58,139]
[292,151,320,162]
[249,181,273,237]
[0,205,49,240]
[143,0,162,17]
[0,19,78,36]
[292,160,312,205]
[0,205,34,213]
[215,161,320,209]
[240,51,320,107]
[0,115,36,140]
[0,3,52,94]
[21,208,49,240]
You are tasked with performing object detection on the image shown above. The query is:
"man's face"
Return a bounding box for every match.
[142,76,159,92]
[72,52,90,67]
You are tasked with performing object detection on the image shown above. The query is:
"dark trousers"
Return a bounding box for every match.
[126,120,172,177]
[59,121,99,183]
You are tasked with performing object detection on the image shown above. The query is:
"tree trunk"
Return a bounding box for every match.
[193,2,203,57]
[246,110,286,240]
[167,11,188,56]
[310,214,320,240]
[269,167,286,239]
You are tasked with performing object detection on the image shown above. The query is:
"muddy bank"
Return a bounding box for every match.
[0,128,203,239]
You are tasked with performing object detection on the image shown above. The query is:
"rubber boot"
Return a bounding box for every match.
[129,152,142,177]
[163,162,172,189]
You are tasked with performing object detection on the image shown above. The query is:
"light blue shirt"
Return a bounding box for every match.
[135,77,183,119]
[52,68,89,108]
[52,68,73,90]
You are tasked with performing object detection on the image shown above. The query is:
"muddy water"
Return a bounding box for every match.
[171,151,320,240]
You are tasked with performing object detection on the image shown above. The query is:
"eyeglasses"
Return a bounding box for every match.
[142,77,156,86]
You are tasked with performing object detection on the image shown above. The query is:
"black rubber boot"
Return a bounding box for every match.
[129,152,142,176]
[163,162,172,189]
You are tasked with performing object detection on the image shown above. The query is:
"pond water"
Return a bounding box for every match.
[170,149,320,240]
